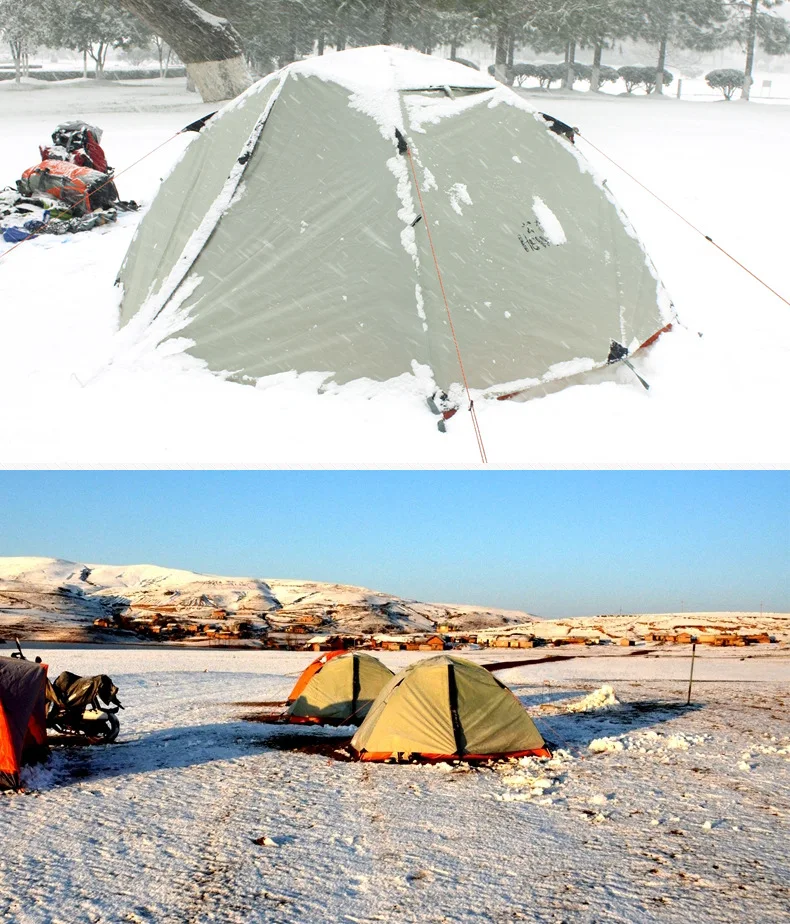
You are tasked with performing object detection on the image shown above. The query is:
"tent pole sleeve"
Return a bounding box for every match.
[352,656,361,716]
[447,664,465,758]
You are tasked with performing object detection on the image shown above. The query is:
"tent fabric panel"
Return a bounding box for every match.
[289,653,394,724]
[25,668,48,750]
[0,700,20,779]
[351,657,457,757]
[453,660,545,755]
[118,77,280,326]
[355,655,395,720]
[288,654,354,721]
[173,75,428,384]
[286,650,345,704]
[0,659,47,777]
[404,95,666,390]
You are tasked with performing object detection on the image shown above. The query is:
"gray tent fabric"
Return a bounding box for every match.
[117,47,672,399]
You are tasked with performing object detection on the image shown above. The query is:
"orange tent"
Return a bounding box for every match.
[0,657,49,790]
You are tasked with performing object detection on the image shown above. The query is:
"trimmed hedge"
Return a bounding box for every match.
[0,67,187,82]
[705,68,744,99]
[618,65,673,94]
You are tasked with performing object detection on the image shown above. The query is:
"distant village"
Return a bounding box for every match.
[92,605,776,650]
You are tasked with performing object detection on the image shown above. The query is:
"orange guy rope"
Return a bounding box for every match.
[405,146,488,464]
[578,135,790,310]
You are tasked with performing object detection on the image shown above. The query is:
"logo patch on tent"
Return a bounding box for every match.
[517,218,559,255]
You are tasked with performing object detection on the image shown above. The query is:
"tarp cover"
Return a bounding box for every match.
[287,651,393,725]
[0,657,48,789]
[118,46,672,398]
[350,654,547,760]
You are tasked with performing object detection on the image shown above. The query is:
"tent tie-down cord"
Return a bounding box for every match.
[404,145,489,464]
[577,135,790,310]
[0,129,186,264]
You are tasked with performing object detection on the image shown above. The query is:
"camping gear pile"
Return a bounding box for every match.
[281,651,550,763]
[1,121,137,244]
[117,46,672,411]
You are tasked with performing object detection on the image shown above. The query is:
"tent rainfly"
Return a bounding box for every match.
[286,651,394,725]
[350,654,550,761]
[117,46,673,407]
[0,657,49,790]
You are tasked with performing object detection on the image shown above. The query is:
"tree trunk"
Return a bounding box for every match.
[12,40,21,84]
[590,41,602,92]
[83,49,88,79]
[96,43,107,78]
[562,40,576,90]
[450,37,457,59]
[382,0,395,45]
[507,31,515,67]
[116,0,252,102]
[495,22,508,65]
[741,0,759,100]
[653,35,667,95]
[318,33,325,55]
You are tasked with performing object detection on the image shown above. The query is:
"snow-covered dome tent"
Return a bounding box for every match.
[116,47,672,403]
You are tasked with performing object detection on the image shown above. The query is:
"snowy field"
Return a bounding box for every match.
[2,646,789,923]
[0,76,789,465]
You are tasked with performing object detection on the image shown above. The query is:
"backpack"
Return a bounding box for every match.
[16,160,117,215]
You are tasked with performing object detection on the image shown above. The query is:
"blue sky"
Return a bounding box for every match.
[0,470,787,617]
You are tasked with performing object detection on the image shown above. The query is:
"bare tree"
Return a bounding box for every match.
[117,0,252,101]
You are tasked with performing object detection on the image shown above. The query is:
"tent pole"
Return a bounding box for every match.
[686,642,696,705]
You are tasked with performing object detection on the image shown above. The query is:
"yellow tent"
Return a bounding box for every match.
[351,654,549,761]
[286,651,393,726]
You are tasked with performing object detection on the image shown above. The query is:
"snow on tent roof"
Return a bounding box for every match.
[117,46,673,402]
[350,654,550,761]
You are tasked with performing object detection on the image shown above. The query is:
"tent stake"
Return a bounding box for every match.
[686,642,697,705]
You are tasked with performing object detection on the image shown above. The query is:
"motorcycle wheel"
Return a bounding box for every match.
[84,712,120,744]
[100,712,120,743]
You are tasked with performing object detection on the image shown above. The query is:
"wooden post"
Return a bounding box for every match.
[686,642,697,705]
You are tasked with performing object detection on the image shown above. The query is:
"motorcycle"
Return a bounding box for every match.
[13,640,123,743]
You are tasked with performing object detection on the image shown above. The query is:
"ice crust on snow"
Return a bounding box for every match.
[589,737,625,753]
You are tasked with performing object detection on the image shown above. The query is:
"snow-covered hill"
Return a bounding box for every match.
[0,556,533,640]
[1,556,787,644]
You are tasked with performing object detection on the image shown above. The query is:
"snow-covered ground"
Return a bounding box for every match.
[2,646,788,922]
[0,75,788,465]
